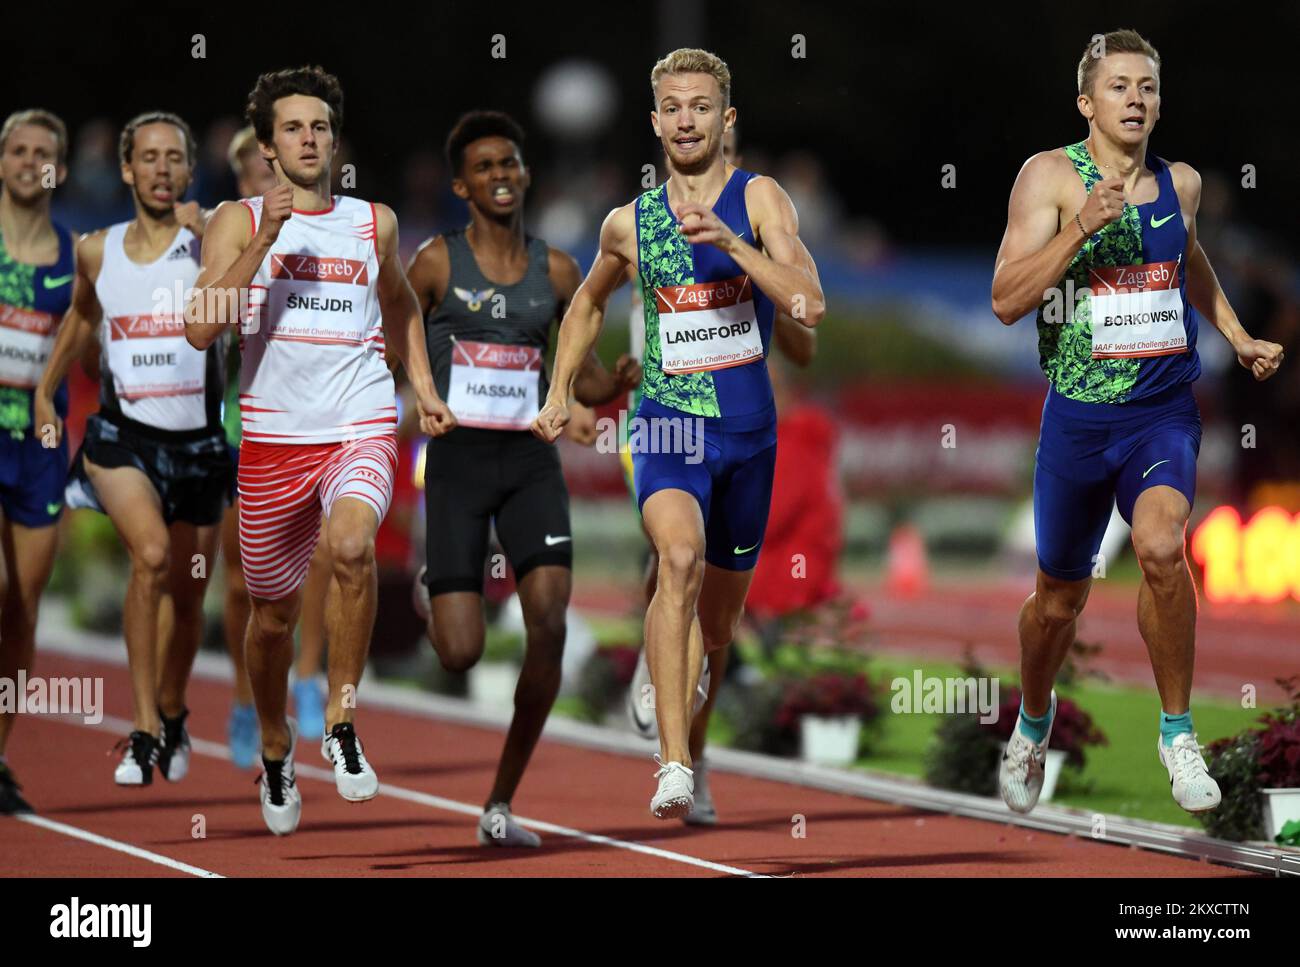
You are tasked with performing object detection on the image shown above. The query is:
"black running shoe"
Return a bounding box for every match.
[0,762,34,814]
[113,731,159,786]
[157,707,191,782]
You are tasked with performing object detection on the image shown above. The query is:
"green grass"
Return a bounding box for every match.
[854,652,1260,828]
[572,612,1262,829]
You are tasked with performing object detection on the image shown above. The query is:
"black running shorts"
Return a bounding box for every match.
[422,428,572,596]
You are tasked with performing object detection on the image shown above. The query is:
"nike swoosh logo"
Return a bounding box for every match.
[529,298,548,308]
[733,542,759,555]
[46,502,62,516]
[1150,213,1177,229]
[544,535,571,546]
[1142,459,1171,479]
[43,274,74,289]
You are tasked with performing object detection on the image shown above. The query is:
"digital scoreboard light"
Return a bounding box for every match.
[1189,505,1300,604]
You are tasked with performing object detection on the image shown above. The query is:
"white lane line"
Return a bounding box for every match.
[61,714,767,879]
[14,814,223,878]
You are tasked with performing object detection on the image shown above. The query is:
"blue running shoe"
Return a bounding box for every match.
[228,702,259,769]
[292,676,326,741]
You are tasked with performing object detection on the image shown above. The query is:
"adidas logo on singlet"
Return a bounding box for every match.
[166,245,190,261]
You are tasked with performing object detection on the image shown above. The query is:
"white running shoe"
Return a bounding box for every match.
[628,648,658,739]
[682,756,717,826]
[999,690,1057,814]
[626,650,711,741]
[1158,733,1222,813]
[158,707,191,782]
[412,565,432,623]
[650,754,694,820]
[259,718,302,836]
[321,722,379,801]
[477,802,541,847]
[113,731,160,786]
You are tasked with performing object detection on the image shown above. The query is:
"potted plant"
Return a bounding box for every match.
[1202,677,1300,844]
[775,672,879,766]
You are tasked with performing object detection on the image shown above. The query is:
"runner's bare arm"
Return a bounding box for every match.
[376,205,454,436]
[774,312,816,367]
[532,205,635,441]
[1175,164,1283,381]
[549,246,641,406]
[33,232,105,442]
[675,176,824,327]
[184,200,259,349]
[404,235,450,318]
[992,152,1129,325]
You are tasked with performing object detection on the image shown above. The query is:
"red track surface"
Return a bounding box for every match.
[1,651,1254,878]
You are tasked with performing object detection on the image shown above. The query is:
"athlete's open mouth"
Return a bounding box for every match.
[491,185,515,204]
[675,136,702,152]
[1121,116,1145,129]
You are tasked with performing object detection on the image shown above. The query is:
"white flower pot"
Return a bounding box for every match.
[468,662,520,707]
[799,714,861,766]
[1261,788,1300,841]
[1040,749,1068,802]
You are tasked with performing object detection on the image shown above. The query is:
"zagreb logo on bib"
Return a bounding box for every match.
[1088,259,1187,359]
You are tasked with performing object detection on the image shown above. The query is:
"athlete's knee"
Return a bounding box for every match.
[429,623,483,673]
[249,600,295,643]
[658,541,705,596]
[1132,523,1187,583]
[1034,576,1089,627]
[132,538,171,583]
[700,609,741,653]
[327,529,374,580]
[523,605,566,658]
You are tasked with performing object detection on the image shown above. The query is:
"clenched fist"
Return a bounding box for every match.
[531,398,570,443]
[1235,337,1285,382]
[258,182,294,243]
[1078,177,1126,236]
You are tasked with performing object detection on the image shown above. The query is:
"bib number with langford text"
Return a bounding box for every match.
[655,275,762,374]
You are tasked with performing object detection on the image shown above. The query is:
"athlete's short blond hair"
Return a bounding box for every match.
[0,109,68,166]
[1077,29,1160,96]
[651,48,731,108]
[227,125,260,175]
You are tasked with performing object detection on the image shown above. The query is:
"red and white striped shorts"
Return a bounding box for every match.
[238,434,399,600]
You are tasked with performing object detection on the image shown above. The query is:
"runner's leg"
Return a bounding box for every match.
[84,460,171,735]
[1131,486,1196,714]
[221,502,253,706]
[157,520,220,718]
[486,565,569,806]
[322,496,380,731]
[0,517,60,753]
[642,488,707,769]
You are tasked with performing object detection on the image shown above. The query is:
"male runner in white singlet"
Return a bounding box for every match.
[187,66,450,835]
[38,112,228,787]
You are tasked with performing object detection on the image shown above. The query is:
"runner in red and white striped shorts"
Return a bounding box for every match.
[185,66,454,836]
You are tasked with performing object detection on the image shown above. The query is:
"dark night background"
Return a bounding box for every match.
[8,0,1298,253]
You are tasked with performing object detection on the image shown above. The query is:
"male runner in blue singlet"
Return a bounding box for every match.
[534,48,825,818]
[991,29,1283,815]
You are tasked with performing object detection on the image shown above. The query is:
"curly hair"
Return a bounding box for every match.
[245,65,344,145]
